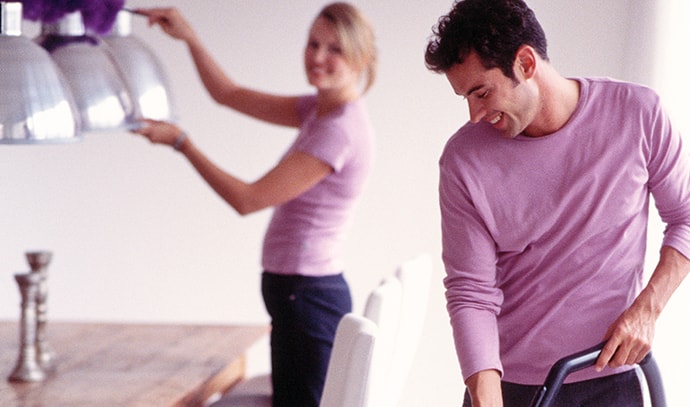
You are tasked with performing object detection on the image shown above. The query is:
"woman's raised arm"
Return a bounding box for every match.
[137,7,301,128]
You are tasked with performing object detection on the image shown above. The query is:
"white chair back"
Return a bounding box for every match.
[363,276,403,407]
[319,313,378,407]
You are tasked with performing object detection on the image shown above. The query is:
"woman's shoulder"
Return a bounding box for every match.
[296,94,319,120]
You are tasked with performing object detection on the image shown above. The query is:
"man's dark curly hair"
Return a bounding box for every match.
[425,0,548,80]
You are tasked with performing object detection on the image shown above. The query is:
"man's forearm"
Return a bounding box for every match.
[465,369,503,407]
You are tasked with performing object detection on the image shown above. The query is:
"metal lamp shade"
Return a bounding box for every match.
[103,11,175,121]
[38,12,136,133]
[0,2,80,144]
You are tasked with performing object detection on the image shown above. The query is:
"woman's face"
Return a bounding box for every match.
[304,17,360,95]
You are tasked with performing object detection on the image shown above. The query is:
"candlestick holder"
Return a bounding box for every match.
[26,250,55,369]
[8,272,46,382]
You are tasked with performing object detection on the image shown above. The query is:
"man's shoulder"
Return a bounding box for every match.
[574,77,662,120]
[580,77,659,100]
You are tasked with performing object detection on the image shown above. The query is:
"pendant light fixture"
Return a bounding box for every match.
[37,11,135,132]
[0,1,80,144]
[102,10,175,122]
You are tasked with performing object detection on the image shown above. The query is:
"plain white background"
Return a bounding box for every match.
[1,1,688,405]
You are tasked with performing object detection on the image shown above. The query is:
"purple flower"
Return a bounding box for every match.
[20,0,125,34]
[81,0,125,34]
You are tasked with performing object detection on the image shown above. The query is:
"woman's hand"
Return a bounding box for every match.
[135,7,196,42]
[131,119,187,151]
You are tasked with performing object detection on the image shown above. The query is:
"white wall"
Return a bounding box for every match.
[1,1,687,405]
[645,1,690,404]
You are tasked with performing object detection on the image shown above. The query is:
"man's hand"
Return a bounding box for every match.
[596,246,690,371]
[596,301,654,371]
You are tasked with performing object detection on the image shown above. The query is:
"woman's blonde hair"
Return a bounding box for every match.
[317,2,378,94]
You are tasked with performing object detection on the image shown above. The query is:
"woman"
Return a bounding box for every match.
[132,3,377,406]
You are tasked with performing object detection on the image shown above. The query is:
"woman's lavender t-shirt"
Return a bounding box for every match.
[439,77,690,384]
[261,95,374,276]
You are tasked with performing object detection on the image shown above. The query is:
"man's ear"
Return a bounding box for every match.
[514,45,537,80]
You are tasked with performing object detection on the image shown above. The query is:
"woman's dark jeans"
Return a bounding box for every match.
[262,272,352,407]
[462,369,643,407]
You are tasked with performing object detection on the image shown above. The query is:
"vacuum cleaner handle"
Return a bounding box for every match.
[528,342,666,407]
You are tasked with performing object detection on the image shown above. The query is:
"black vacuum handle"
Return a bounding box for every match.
[528,342,666,407]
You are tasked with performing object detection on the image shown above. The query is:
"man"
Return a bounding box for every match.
[425,0,690,405]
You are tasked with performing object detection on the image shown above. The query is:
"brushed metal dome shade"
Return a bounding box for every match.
[38,11,136,133]
[0,2,80,145]
[103,11,175,122]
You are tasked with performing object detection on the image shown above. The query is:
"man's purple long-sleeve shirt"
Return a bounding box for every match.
[439,77,690,384]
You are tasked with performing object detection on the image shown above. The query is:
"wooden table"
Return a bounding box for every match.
[0,321,269,407]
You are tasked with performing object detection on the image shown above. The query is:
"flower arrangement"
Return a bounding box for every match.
[20,0,125,34]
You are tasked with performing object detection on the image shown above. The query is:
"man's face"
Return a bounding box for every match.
[445,51,539,138]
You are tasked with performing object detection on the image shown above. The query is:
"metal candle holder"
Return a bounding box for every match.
[8,272,46,382]
[26,251,55,368]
